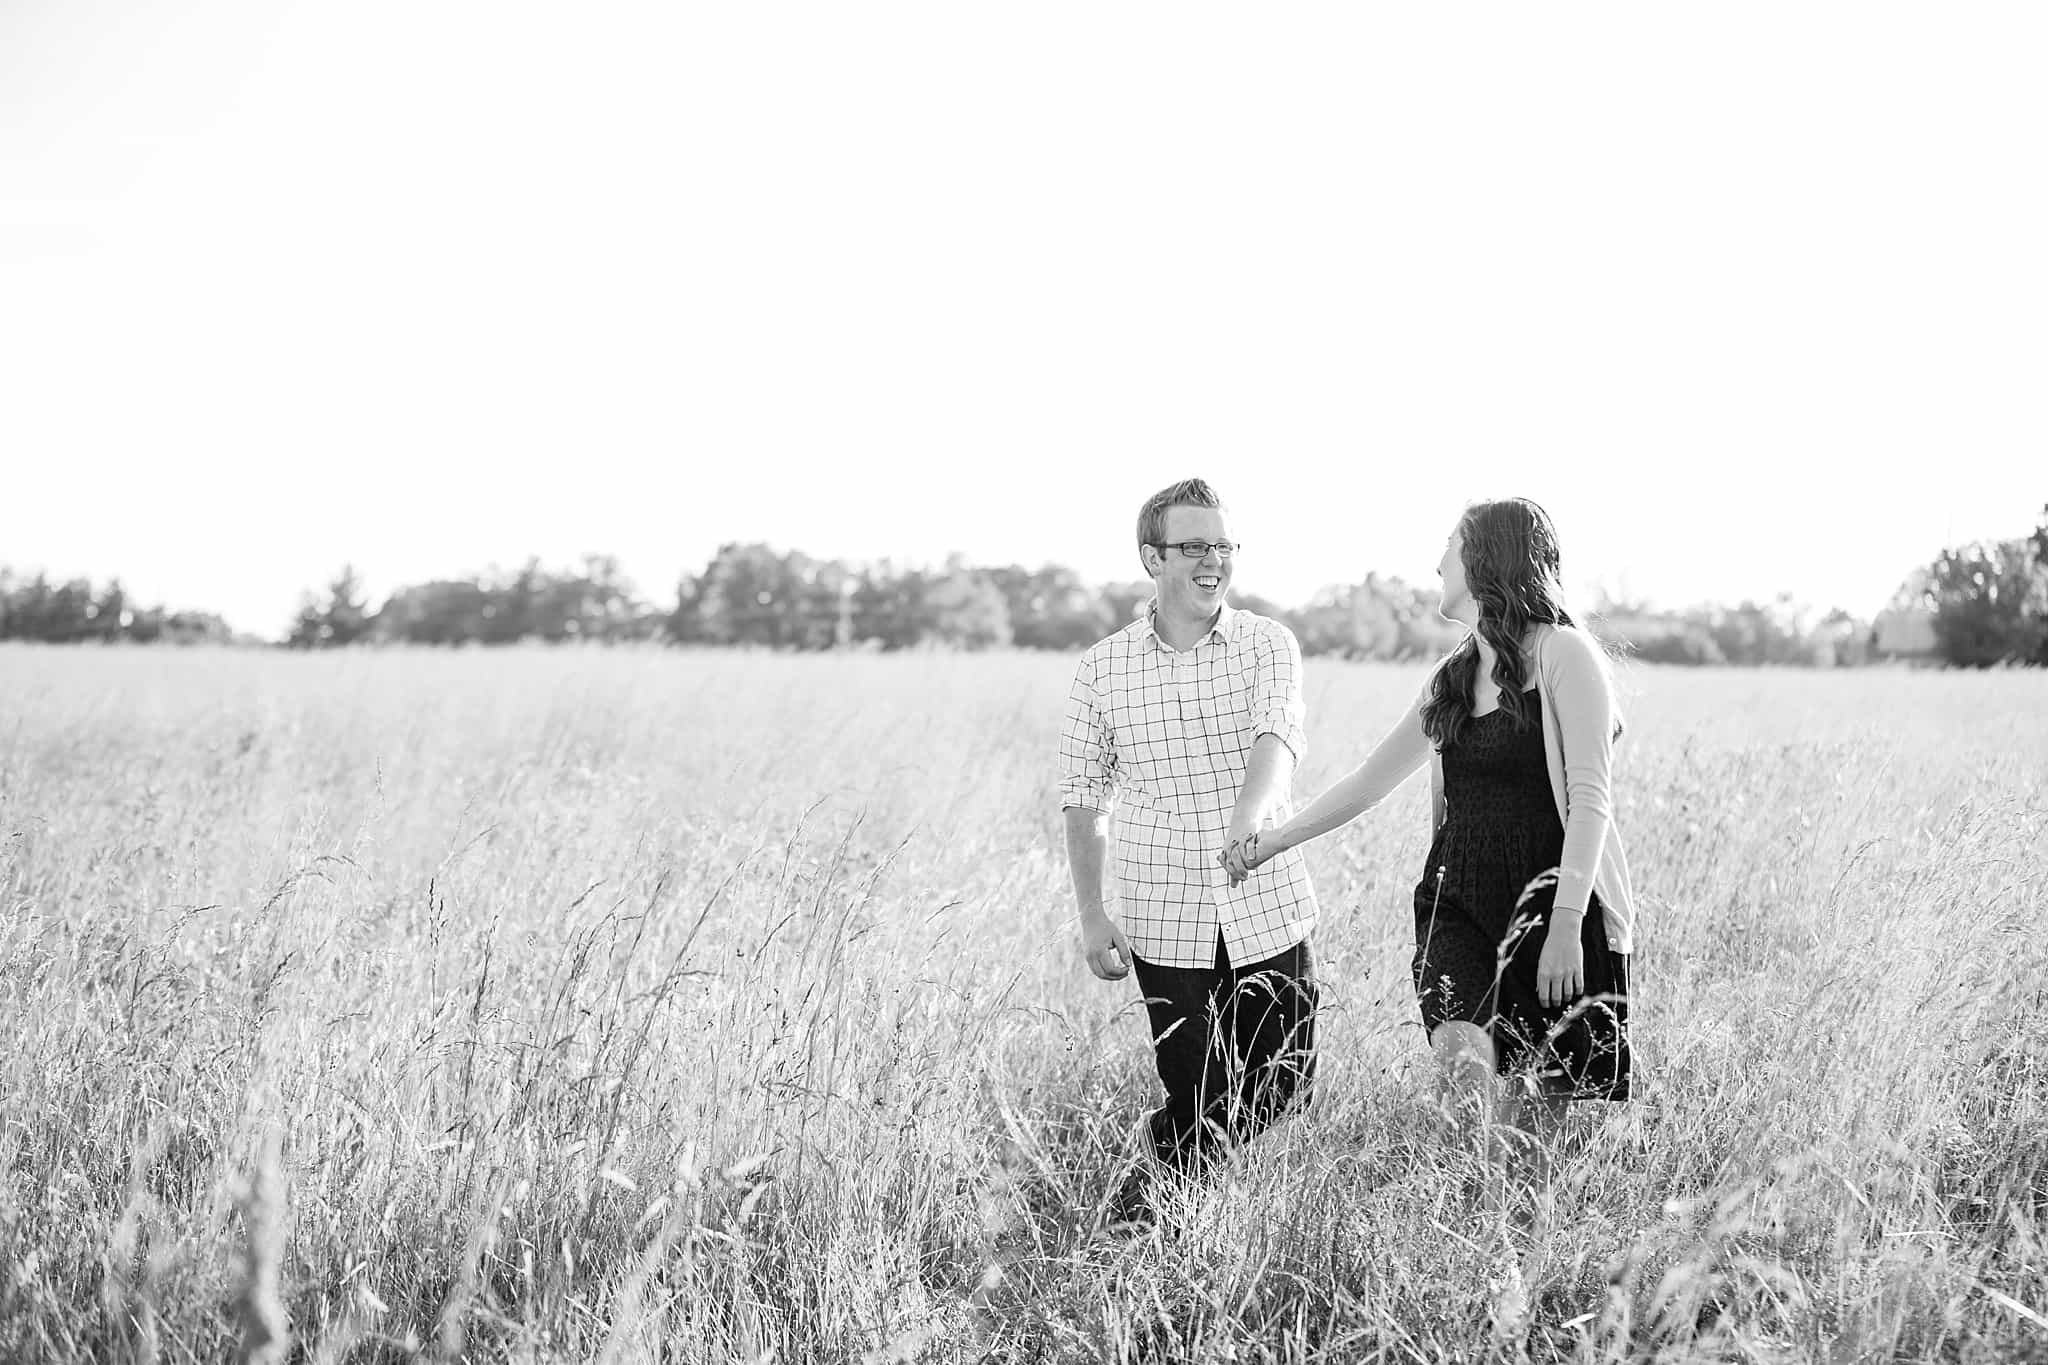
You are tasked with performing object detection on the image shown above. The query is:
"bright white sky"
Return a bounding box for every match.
[3,2,2042,638]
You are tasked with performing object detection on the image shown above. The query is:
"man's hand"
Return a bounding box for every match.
[1081,911,1133,981]
[1065,809,1127,979]
[1536,914,1585,1009]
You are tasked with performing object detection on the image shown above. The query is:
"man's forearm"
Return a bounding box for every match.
[1228,733,1295,834]
[1063,806,1113,919]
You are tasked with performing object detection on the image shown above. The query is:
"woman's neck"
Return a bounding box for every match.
[1473,623,1536,679]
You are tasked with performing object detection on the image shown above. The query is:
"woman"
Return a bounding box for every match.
[1221,497,1636,1152]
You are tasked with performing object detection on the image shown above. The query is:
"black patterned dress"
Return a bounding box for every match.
[1411,690,1631,1099]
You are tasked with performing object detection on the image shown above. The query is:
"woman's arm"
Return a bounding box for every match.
[1546,628,1618,918]
[1226,693,1433,880]
[1534,628,1618,1006]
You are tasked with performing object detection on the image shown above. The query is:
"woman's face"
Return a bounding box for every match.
[1436,525,1475,625]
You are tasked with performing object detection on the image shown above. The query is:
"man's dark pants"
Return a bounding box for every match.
[1131,935,1318,1173]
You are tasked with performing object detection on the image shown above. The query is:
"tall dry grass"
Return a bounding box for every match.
[0,643,2043,1363]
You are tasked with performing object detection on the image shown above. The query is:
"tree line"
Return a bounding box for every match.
[0,570,232,645]
[4,504,2043,666]
[1919,511,2048,667]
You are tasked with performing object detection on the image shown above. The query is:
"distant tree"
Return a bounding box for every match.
[1622,626,1727,667]
[685,543,816,647]
[750,552,853,651]
[325,566,371,645]
[286,595,322,648]
[920,557,1012,649]
[1228,590,1297,635]
[91,579,130,642]
[1292,574,1457,659]
[157,611,232,645]
[1926,537,2048,667]
[1297,581,1397,659]
[1702,598,1810,667]
[1396,585,1465,659]
[281,558,660,648]
[802,559,856,650]
[529,568,587,641]
[52,578,97,642]
[850,562,922,649]
[988,564,1114,650]
[1592,588,1880,668]
[1811,608,1872,668]
[531,554,648,641]
[668,571,706,644]
[125,604,166,644]
[373,580,492,645]
[1871,570,1939,661]
[1100,581,1152,629]
[289,565,371,648]
[479,560,543,643]
[0,572,43,639]
[0,574,97,642]
[42,577,93,641]
[983,566,1036,640]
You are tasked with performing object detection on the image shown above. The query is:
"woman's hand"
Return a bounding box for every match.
[1536,913,1585,1009]
[1217,828,1274,886]
[1218,832,1254,885]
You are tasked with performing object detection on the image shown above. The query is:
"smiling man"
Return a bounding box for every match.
[1058,478,1321,1186]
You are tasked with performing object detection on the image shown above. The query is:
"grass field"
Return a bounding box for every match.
[2,643,2045,1363]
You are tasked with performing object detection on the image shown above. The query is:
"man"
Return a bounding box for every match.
[1058,477,1320,1178]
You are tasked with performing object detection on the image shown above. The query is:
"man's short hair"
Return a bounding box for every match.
[1136,478,1225,554]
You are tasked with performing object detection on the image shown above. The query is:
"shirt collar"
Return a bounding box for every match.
[1139,599,1240,649]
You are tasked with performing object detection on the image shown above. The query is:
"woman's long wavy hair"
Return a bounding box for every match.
[1421,498,1576,751]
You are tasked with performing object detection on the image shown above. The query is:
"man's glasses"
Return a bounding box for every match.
[1149,540,1240,559]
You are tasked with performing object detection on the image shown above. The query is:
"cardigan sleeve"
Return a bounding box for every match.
[1546,629,1618,917]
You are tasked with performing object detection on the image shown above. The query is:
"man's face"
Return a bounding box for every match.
[1145,504,1234,617]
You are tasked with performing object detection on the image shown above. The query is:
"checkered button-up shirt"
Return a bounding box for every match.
[1058,605,1320,969]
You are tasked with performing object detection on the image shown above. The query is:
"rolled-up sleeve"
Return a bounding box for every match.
[1249,621,1307,765]
[1057,650,1118,812]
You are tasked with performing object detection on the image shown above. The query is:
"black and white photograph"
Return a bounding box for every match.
[3,4,2045,1362]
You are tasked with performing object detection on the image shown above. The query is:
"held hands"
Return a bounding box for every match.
[1217,826,1268,886]
[1536,914,1586,1009]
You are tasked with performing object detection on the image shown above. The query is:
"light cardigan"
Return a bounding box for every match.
[1272,622,1637,952]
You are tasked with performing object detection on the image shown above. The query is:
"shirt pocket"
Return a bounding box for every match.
[1193,673,1253,769]
[1106,686,1179,773]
